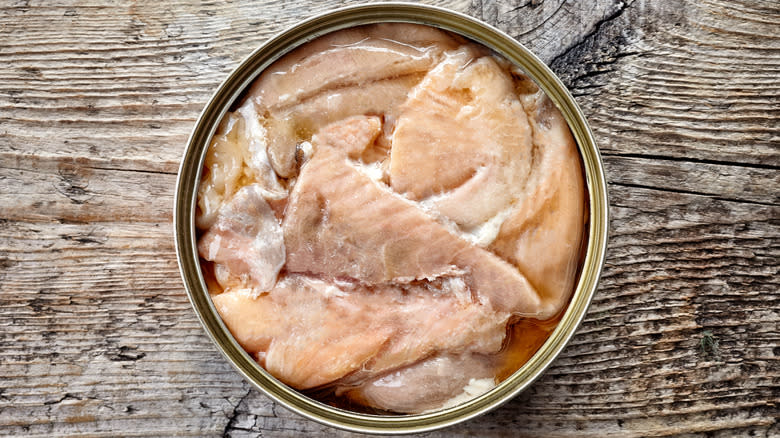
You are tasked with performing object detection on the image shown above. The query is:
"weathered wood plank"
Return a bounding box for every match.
[0,155,175,223]
[550,0,780,168]
[603,154,779,205]
[0,0,777,437]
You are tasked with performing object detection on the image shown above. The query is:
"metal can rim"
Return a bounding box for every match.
[174,2,609,434]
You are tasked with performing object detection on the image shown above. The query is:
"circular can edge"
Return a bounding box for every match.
[173,2,610,434]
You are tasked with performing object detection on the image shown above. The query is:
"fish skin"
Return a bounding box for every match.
[198,183,285,293]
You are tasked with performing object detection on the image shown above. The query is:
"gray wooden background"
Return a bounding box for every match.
[1,0,778,436]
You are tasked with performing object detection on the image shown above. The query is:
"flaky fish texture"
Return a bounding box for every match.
[196,23,585,414]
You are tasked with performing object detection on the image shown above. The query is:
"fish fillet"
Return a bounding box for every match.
[245,24,459,177]
[212,276,508,389]
[283,116,543,316]
[490,90,586,316]
[195,25,587,414]
[389,48,534,230]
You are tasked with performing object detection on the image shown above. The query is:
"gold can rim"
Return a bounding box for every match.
[174,2,609,434]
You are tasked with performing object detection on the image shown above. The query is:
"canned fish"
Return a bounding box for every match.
[174,3,608,433]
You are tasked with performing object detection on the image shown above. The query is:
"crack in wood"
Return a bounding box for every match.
[610,182,779,207]
[601,152,780,171]
[42,393,85,406]
[85,165,179,176]
[222,387,253,438]
[550,0,633,69]
[107,345,146,362]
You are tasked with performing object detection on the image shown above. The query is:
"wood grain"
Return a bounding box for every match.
[1,0,777,437]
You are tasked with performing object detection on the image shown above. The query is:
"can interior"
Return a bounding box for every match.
[174,2,609,434]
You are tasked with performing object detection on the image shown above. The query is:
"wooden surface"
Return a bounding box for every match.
[1,0,778,436]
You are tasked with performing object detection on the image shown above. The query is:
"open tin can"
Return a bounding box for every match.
[175,2,608,434]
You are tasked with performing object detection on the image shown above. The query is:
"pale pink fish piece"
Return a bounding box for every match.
[337,353,496,413]
[283,116,543,316]
[389,47,534,229]
[211,275,508,390]
[490,91,586,317]
[246,23,460,110]
[263,74,423,168]
[198,183,285,292]
[243,24,459,177]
